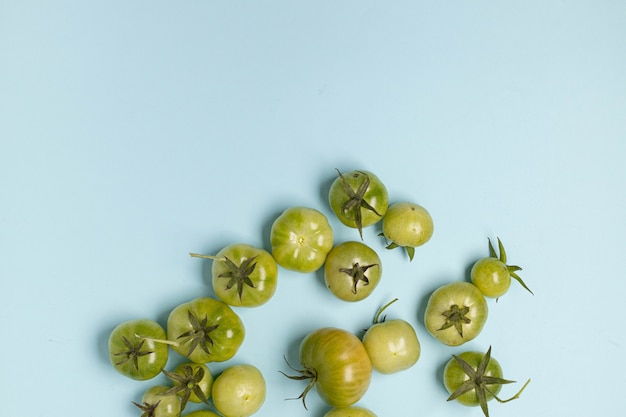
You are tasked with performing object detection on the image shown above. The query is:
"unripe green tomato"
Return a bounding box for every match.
[183,411,222,417]
[470,257,511,298]
[324,241,382,302]
[134,385,181,417]
[382,202,433,248]
[362,319,420,374]
[443,351,503,406]
[324,406,378,416]
[173,362,214,403]
[212,364,266,417]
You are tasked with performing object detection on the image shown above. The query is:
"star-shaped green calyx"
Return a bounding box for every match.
[112,336,153,370]
[217,255,258,301]
[160,364,209,410]
[131,400,161,417]
[438,304,471,337]
[447,346,531,417]
[336,169,383,239]
[489,237,533,295]
[176,310,219,358]
[339,261,379,294]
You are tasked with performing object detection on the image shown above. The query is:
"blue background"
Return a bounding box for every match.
[1,1,625,416]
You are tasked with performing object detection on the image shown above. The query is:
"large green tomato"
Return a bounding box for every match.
[324,241,382,302]
[270,206,334,273]
[362,300,420,374]
[283,327,372,408]
[381,202,433,261]
[191,243,278,307]
[108,319,169,381]
[424,282,488,346]
[324,406,378,417]
[166,297,245,363]
[443,346,530,417]
[328,169,389,239]
[132,385,181,417]
[212,364,266,417]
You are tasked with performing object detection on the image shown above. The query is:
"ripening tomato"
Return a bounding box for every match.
[328,169,388,239]
[324,406,378,417]
[166,297,245,363]
[283,327,372,408]
[324,241,382,302]
[191,243,278,307]
[424,282,488,346]
[212,364,266,417]
[381,202,433,261]
[362,299,420,374]
[108,319,169,381]
[270,206,334,273]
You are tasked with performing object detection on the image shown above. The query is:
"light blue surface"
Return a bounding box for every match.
[2,1,625,416]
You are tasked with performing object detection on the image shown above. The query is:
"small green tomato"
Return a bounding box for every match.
[381,202,433,261]
[324,406,378,417]
[132,385,181,417]
[212,364,266,417]
[362,299,420,374]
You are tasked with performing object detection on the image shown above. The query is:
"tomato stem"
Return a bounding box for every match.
[135,334,180,347]
[373,298,399,324]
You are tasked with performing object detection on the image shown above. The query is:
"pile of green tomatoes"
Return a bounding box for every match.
[107,169,532,417]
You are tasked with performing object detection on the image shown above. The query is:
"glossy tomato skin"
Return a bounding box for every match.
[211,243,278,307]
[324,241,382,302]
[362,319,420,374]
[108,319,169,380]
[470,257,511,298]
[300,327,372,408]
[136,385,182,417]
[328,170,389,232]
[382,202,434,248]
[270,206,334,273]
[182,411,222,417]
[167,297,245,363]
[212,364,266,417]
[324,406,378,417]
[424,282,488,346]
[443,351,503,406]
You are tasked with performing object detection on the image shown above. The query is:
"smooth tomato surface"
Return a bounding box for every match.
[270,206,334,273]
[443,351,503,406]
[324,406,378,417]
[108,319,169,381]
[167,297,245,363]
[362,318,420,374]
[212,364,266,417]
[134,385,182,417]
[424,282,488,346]
[324,241,382,302]
[470,257,511,298]
[211,243,278,307]
[298,327,372,408]
[382,202,433,248]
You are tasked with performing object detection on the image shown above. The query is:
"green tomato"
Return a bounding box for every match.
[182,411,222,417]
[424,282,488,346]
[161,362,214,408]
[362,299,420,374]
[191,243,278,307]
[283,327,372,408]
[324,406,378,417]
[108,319,168,381]
[132,385,182,417]
[212,364,266,417]
[444,346,530,417]
[328,169,389,239]
[381,202,433,261]
[471,238,532,298]
[324,241,382,302]
[270,206,334,273]
[166,297,245,363]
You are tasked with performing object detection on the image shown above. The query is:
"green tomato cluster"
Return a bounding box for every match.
[106,167,532,417]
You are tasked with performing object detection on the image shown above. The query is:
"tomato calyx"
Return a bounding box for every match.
[381,236,416,261]
[112,336,153,371]
[438,304,471,337]
[372,298,399,324]
[447,346,531,417]
[335,169,383,239]
[190,253,259,301]
[489,238,533,296]
[279,356,318,410]
[131,399,161,417]
[161,364,210,410]
[177,310,219,357]
[338,261,379,294]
